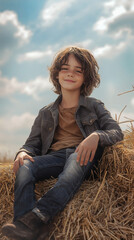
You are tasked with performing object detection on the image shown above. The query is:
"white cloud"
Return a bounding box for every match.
[22,76,52,99]
[131,97,134,106]
[0,11,32,43]
[93,6,126,33]
[41,0,75,26]
[0,72,52,99]
[76,39,92,49]
[104,0,134,12]
[0,49,11,65]
[93,41,126,58]
[0,11,32,65]
[0,74,20,96]
[18,49,53,62]
[0,113,35,132]
[0,113,36,155]
[93,0,134,38]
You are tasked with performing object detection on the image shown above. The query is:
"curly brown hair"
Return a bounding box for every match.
[49,46,100,96]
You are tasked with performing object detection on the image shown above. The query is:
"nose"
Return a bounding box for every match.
[67,69,74,77]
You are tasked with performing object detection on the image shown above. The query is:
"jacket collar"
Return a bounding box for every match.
[49,95,62,112]
[49,94,89,112]
[78,95,89,108]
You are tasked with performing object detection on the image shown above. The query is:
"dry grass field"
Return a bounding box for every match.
[0,127,134,240]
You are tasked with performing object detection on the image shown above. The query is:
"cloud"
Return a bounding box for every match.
[0,72,52,99]
[131,97,134,106]
[104,0,134,12]
[0,113,36,155]
[93,0,134,38]
[93,41,126,58]
[0,11,32,65]
[22,77,52,99]
[75,39,92,49]
[41,0,75,26]
[18,49,53,62]
[0,11,32,42]
[0,112,35,132]
[0,49,11,65]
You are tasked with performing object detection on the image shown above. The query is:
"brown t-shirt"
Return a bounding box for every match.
[50,104,84,151]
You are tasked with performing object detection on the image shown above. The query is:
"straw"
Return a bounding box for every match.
[0,129,134,240]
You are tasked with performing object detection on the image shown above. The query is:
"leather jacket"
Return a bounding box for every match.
[17,95,123,157]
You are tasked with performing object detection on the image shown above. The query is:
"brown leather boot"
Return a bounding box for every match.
[2,220,34,240]
[2,211,49,240]
[37,223,51,240]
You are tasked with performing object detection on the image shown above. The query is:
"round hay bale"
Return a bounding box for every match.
[0,140,134,240]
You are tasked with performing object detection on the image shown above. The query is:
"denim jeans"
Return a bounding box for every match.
[14,146,103,221]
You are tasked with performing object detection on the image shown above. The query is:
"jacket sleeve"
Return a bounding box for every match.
[94,101,124,147]
[15,110,42,159]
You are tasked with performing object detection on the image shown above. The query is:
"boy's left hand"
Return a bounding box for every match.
[75,132,99,166]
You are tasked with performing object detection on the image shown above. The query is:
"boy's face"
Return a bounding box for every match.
[58,54,84,95]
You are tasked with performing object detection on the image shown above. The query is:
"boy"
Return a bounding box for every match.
[2,46,123,240]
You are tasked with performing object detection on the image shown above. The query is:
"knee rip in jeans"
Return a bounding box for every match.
[16,164,33,185]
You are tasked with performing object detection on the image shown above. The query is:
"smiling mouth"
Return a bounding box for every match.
[64,79,75,82]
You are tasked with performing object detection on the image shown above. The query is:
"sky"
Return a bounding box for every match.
[0,0,134,157]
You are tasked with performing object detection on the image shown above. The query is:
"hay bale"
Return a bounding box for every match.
[0,140,134,240]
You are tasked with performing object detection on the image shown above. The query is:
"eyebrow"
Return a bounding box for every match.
[62,64,82,69]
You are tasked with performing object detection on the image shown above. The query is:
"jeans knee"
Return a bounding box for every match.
[15,160,34,187]
[71,152,77,159]
[68,152,77,164]
[58,152,82,182]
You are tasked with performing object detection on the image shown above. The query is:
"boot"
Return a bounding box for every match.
[2,211,49,240]
[37,223,51,240]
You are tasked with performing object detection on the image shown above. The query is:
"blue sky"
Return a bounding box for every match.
[0,0,134,156]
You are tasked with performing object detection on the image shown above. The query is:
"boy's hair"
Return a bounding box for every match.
[49,46,100,96]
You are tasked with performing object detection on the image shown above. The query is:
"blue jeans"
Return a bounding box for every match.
[14,146,103,221]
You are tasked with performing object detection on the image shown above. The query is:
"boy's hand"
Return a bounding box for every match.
[13,152,34,174]
[75,132,99,166]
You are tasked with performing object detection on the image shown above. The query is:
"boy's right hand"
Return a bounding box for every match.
[13,152,34,174]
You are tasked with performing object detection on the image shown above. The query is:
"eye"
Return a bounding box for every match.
[61,67,68,71]
[76,70,83,74]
